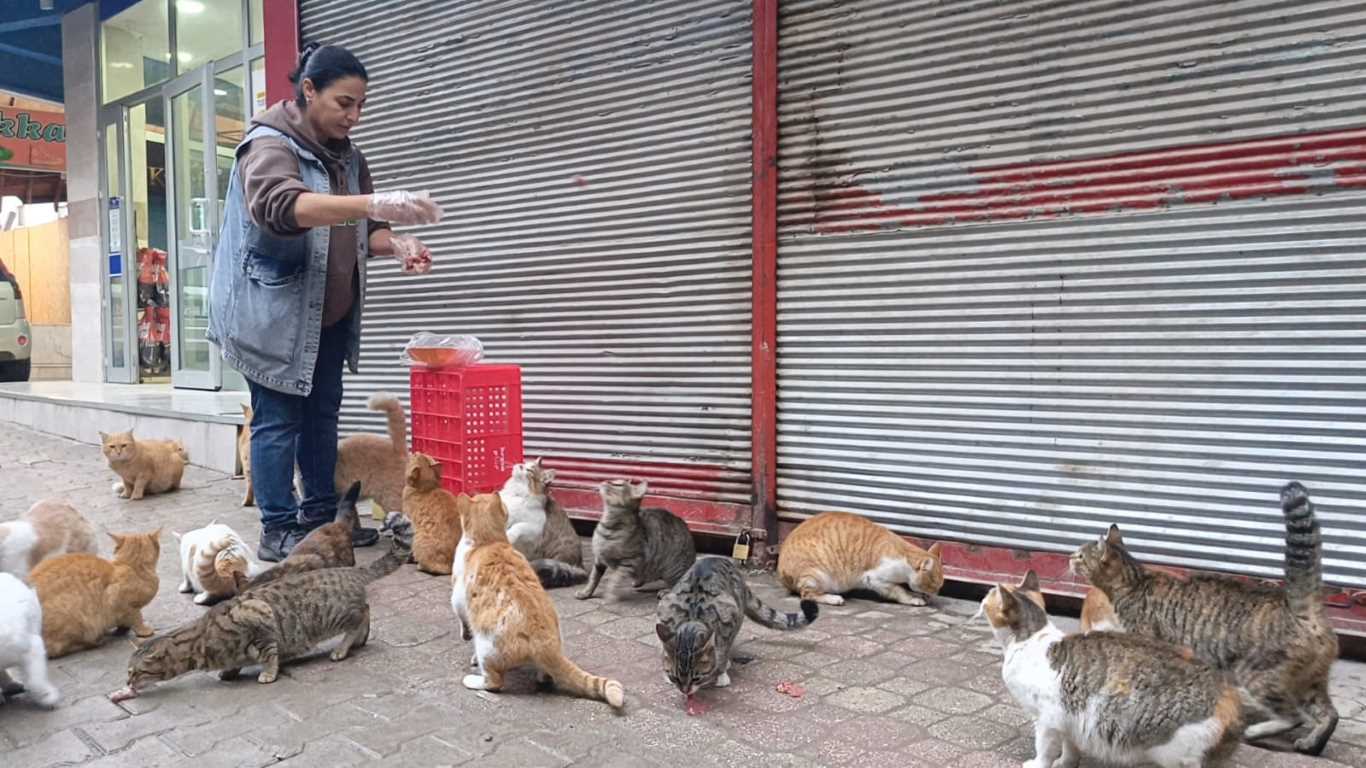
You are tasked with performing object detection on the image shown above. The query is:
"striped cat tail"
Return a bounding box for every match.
[364,512,415,583]
[1281,481,1324,617]
[541,653,625,709]
[531,559,588,588]
[742,581,819,631]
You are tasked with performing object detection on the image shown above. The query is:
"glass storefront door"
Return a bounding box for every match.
[167,66,220,390]
[99,107,137,384]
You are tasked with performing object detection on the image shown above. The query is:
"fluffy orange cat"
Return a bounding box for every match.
[777,512,944,606]
[451,494,624,709]
[100,430,188,500]
[30,529,162,658]
[403,454,465,575]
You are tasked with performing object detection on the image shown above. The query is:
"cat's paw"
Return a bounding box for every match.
[816,594,845,606]
[1023,759,1046,768]
[178,582,194,594]
[461,674,486,690]
[192,592,213,605]
[257,670,278,684]
[714,672,732,689]
[329,648,349,662]
[903,594,928,607]
[574,588,594,600]
[32,686,60,708]
[111,482,127,497]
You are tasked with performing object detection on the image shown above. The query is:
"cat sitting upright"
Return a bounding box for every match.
[499,458,586,588]
[981,570,1243,768]
[30,528,162,658]
[0,500,98,582]
[100,430,187,500]
[777,511,943,607]
[0,572,60,708]
[576,480,695,601]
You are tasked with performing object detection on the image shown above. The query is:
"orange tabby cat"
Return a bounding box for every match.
[30,529,162,658]
[451,494,625,709]
[403,454,464,575]
[777,512,944,606]
[100,430,187,500]
[238,403,254,507]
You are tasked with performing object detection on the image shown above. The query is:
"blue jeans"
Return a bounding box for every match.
[247,316,350,532]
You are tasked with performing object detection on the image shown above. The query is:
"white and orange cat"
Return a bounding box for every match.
[100,430,188,500]
[777,512,944,606]
[0,501,98,582]
[174,522,262,605]
[450,494,625,709]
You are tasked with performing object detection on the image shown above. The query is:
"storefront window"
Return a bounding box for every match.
[175,0,245,70]
[249,0,264,45]
[101,0,172,103]
[250,56,267,116]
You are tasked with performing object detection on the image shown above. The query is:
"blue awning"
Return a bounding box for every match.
[0,0,146,103]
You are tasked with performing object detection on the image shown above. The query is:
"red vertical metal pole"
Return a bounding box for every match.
[263,0,301,108]
[751,0,779,560]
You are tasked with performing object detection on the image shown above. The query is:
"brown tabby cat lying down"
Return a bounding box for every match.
[101,430,187,500]
[777,512,943,606]
[113,513,415,700]
[1071,481,1339,756]
[30,529,162,658]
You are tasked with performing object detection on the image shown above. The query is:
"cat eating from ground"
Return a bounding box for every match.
[777,511,943,607]
[451,491,624,710]
[576,480,695,601]
[981,570,1243,768]
[0,500,98,582]
[1070,481,1339,755]
[175,522,262,605]
[113,513,414,700]
[499,457,586,588]
[0,572,60,708]
[657,556,817,712]
[30,528,161,658]
[101,430,188,500]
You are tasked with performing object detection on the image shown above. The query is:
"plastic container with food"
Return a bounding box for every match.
[400,332,484,368]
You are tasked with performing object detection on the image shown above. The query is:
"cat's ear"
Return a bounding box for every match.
[630,480,648,500]
[1105,524,1123,549]
[655,623,673,644]
[108,532,124,546]
[1019,570,1041,593]
[541,468,556,485]
[431,461,444,481]
[927,542,942,559]
[99,431,109,442]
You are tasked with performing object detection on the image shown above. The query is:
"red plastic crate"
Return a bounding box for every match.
[409,364,524,495]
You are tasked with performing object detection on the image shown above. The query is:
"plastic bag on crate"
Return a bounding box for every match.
[401,332,484,368]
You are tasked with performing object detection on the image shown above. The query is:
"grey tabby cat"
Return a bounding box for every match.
[657,556,818,697]
[530,483,589,588]
[982,571,1244,768]
[111,513,414,700]
[575,479,695,600]
[1071,481,1339,755]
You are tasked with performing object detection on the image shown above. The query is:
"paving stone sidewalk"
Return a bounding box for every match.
[2,424,1365,767]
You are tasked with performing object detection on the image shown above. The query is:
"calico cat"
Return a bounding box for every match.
[777,512,944,606]
[657,556,817,701]
[576,480,695,601]
[499,457,586,587]
[238,403,254,507]
[982,570,1243,768]
[295,393,408,517]
[0,500,98,581]
[101,430,188,500]
[174,523,261,605]
[1071,481,1339,755]
[451,493,625,709]
[30,529,162,658]
[0,573,60,708]
[402,453,467,576]
[114,513,415,700]
[244,483,362,589]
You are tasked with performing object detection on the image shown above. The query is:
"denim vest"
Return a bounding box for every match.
[206,125,367,396]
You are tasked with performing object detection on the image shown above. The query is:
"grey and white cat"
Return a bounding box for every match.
[656,556,817,697]
[575,480,695,600]
[981,570,1244,768]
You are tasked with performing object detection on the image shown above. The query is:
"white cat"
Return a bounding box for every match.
[499,458,556,560]
[0,501,98,582]
[173,522,262,605]
[0,573,60,708]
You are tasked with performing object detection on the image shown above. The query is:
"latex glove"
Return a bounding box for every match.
[390,233,432,274]
[367,191,443,226]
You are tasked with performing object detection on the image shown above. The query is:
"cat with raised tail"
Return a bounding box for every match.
[113,512,415,701]
[499,458,586,588]
[0,501,98,582]
[174,522,263,605]
[451,493,625,710]
[576,480,695,601]
[657,556,817,707]
[981,570,1244,768]
[1072,481,1339,755]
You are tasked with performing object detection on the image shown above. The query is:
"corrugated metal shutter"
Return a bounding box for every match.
[300,0,754,532]
[776,0,1366,587]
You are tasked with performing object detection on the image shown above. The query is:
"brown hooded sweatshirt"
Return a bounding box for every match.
[238,101,390,328]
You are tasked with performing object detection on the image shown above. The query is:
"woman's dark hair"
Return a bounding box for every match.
[289,42,368,108]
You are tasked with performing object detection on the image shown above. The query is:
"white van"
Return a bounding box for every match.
[0,258,32,382]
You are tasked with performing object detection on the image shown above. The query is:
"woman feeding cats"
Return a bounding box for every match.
[208,42,443,562]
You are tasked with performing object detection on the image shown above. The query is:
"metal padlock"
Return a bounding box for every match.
[732,530,752,561]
